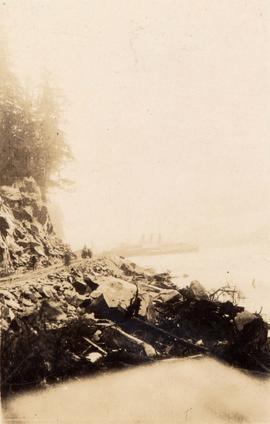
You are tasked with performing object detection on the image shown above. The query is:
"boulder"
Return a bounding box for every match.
[0,186,22,202]
[157,289,180,303]
[0,289,16,300]
[39,300,64,321]
[85,352,103,364]
[40,286,55,298]
[73,280,87,295]
[190,281,208,300]
[138,292,156,323]
[235,311,257,332]
[90,277,137,310]
[180,281,208,300]
[83,275,99,291]
[4,298,22,311]
[234,311,268,352]
[21,298,34,307]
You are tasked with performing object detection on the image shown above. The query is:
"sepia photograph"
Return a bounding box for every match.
[0,1,270,423]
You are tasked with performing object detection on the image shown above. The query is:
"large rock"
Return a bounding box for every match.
[0,177,67,274]
[235,311,257,332]
[234,311,268,352]
[180,281,208,301]
[90,277,137,310]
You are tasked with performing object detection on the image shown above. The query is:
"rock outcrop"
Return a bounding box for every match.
[1,256,269,396]
[0,178,67,275]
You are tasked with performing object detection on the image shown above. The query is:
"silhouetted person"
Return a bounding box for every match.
[29,255,38,270]
[87,248,93,258]
[81,246,87,259]
[81,246,93,259]
[63,251,72,267]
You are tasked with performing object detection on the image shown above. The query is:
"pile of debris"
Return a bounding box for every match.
[0,177,67,275]
[1,255,269,396]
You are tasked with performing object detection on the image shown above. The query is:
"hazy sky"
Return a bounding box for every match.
[1,1,270,249]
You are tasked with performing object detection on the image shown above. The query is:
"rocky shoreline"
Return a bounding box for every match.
[1,255,269,397]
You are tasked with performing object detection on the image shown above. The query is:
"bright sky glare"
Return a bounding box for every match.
[1,0,270,250]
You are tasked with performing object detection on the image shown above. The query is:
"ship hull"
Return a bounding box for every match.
[104,244,198,257]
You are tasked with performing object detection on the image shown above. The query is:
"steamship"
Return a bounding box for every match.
[105,234,198,257]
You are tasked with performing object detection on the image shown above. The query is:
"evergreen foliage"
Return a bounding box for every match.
[0,44,72,196]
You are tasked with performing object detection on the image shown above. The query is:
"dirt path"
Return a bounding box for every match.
[0,258,92,290]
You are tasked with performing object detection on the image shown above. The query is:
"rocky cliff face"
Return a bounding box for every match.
[0,177,66,274]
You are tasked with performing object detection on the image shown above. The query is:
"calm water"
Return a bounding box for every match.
[2,244,270,423]
[131,243,270,321]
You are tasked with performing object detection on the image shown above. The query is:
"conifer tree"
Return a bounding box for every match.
[0,42,72,196]
[34,79,72,194]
